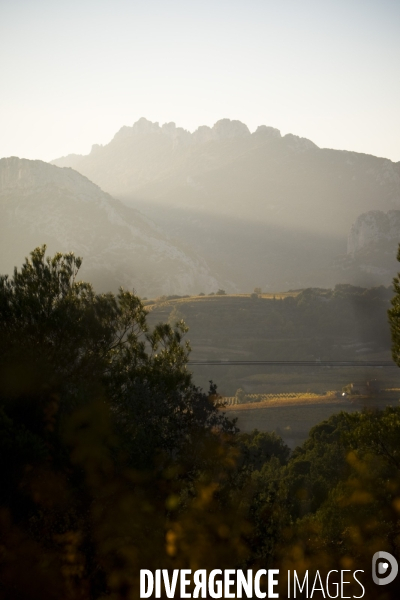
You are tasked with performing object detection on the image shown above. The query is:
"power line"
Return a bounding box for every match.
[187,360,398,367]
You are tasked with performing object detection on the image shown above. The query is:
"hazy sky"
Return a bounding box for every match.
[1,0,399,162]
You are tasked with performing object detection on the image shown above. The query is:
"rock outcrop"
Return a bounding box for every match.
[347,210,400,255]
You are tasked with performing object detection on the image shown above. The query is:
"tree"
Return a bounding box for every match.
[388,244,400,367]
[0,246,245,599]
[237,429,290,471]
[0,246,236,466]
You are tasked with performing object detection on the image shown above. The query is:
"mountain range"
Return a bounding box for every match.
[52,118,400,290]
[2,118,400,296]
[52,117,400,235]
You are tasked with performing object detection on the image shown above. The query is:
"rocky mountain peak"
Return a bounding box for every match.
[112,117,253,144]
[253,125,281,139]
[211,119,251,139]
[112,118,192,146]
[112,118,161,141]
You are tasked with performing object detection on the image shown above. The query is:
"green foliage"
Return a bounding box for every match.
[237,430,291,471]
[388,244,400,368]
[284,414,352,518]
[3,244,400,598]
[0,246,244,599]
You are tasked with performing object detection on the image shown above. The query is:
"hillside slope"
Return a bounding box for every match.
[145,288,399,395]
[0,157,221,296]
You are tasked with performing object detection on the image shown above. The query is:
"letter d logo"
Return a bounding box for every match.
[372,551,398,585]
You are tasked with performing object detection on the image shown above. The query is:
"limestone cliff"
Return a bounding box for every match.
[347,210,400,255]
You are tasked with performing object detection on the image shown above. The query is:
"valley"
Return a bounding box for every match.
[146,290,400,446]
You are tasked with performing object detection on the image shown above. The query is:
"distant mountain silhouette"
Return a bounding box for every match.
[51,118,400,291]
[52,117,400,232]
[0,157,221,296]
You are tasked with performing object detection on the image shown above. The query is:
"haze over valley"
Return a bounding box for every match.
[50,117,400,292]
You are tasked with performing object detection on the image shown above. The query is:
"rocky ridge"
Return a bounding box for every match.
[50,118,400,291]
[52,118,400,235]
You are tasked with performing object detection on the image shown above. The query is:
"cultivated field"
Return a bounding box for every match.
[145,291,400,448]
